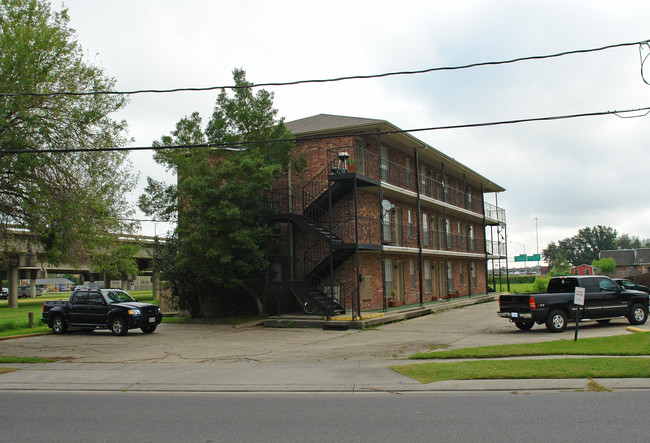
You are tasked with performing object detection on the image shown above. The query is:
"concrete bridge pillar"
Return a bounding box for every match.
[8,266,18,308]
[152,271,159,301]
[28,270,38,298]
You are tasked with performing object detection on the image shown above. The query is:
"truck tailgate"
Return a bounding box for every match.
[499,294,530,311]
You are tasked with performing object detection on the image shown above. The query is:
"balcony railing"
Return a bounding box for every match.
[326,146,503,220]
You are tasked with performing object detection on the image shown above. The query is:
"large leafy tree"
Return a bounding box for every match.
[0,0,137,265]
[140,69,296,317]
[542,225,618,267]
[615,234,650,249]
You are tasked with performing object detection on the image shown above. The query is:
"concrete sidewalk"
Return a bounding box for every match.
[2,359,649,393]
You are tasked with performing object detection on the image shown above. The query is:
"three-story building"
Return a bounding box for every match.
[265,114,506,318]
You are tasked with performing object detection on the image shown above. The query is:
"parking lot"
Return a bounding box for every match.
[0,300,637,364]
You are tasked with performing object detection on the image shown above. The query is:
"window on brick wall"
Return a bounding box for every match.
[469,225,475,252]
[355,137,366,175]
[460,261,465,285]
[408,210,415,238]
[384,259,393,294]
[445,218,452,249]
[471,263,477,288]
[382,210,392,243]
[447,261,454,291]
[443,176,450,203]
[422,213,429,246]
[420,165,428,197]
[424,260,432,293]
[381,145,390,182]
[409,260,416,289]
[406,158,413,188]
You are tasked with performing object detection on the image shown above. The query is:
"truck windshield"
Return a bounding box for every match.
[105,291,135,303]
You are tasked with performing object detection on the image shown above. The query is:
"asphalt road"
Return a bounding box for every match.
[1,390,649,442]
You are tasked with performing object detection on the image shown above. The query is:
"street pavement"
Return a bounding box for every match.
[1,300,648,392]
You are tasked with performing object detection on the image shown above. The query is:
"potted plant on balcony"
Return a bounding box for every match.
[347,158,357,173]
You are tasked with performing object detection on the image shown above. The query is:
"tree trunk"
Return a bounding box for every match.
[243,283,265,317]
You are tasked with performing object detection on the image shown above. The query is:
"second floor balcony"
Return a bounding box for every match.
[326,147,506,225]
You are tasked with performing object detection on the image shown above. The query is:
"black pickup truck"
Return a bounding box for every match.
[498,275,649,332]
[42,288,162,336]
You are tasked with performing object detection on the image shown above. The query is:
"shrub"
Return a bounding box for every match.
[533,277,550,292]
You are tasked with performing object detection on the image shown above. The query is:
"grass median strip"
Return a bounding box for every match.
[391,357,650,384]
[0,356,57,363]
[409,333,650,359]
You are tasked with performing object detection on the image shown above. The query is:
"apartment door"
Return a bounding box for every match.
[433,261,445,300]
[394,261,405,303]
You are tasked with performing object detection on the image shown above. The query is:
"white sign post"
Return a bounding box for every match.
[574,287,586,341]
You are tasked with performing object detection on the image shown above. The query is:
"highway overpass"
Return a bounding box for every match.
[1,227,162,308]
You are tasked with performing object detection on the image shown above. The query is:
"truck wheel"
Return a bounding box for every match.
[51,316,67,334]
[546,310,567,333]
[110,317,129,336]
[627,304,648,325]
[514,320,534,331]
[140,325,157,334]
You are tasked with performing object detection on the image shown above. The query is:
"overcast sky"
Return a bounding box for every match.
[59,0,650,264]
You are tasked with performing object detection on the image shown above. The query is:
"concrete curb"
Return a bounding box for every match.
[626,326,650,333]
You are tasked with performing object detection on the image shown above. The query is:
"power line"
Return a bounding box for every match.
[3,105,649,155]
[1,39,648,98]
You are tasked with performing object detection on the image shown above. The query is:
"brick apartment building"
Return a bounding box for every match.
[265,114,506,318]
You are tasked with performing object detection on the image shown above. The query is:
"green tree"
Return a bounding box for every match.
[615,234,650,249]
[542,226,617,267]
[0,0,137,265]
[592,257,616,274]
[140,69,297,317]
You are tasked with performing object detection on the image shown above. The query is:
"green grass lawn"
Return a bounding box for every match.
[410,333,650,359]
[498,282,535,293]
[393,332,650,383]
[392,357,650,384]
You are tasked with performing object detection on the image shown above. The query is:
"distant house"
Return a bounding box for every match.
[599,248,650,277]
[35,278,75,292]
[570,264,595,276]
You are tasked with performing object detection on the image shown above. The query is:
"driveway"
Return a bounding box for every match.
[0,301,636,364]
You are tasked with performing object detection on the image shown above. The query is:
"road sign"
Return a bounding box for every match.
[514,254,541,262]
[574,287,585,306]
